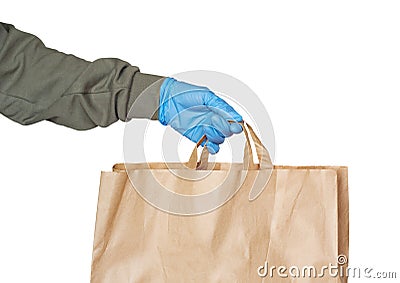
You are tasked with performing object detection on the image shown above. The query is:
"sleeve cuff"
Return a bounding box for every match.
[126,72,166,121]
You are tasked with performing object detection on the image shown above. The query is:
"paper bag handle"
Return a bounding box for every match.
[187,121,273,170]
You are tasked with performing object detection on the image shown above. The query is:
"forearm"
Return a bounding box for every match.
[0,22,163,130]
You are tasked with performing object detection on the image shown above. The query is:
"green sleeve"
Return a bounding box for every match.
[0,22,164,130]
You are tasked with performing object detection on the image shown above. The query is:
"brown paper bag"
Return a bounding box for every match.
[90,123,349,282]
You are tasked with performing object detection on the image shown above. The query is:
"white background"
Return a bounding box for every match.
[1,0,399,282]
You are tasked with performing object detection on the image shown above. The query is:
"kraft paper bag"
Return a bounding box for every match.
[90,122,349,282]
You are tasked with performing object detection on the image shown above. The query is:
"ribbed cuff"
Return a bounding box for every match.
[126,72,166,121]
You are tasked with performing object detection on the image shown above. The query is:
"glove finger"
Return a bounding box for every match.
[229,122,243,134]
[205,141,220,154]
[183,125,204,144]
[204,126,225,144]
[205,93,243,122]
[183,125,213,148]
[210,115,234,137]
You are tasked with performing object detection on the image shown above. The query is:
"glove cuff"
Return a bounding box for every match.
[159,77,177,125]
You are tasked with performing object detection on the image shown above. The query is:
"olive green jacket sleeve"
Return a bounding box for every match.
[0,22,164,130]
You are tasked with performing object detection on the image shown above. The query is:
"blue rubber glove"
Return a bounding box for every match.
[159,78,243,154]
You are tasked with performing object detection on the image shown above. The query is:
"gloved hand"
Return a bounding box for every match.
[159,78,243,154]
